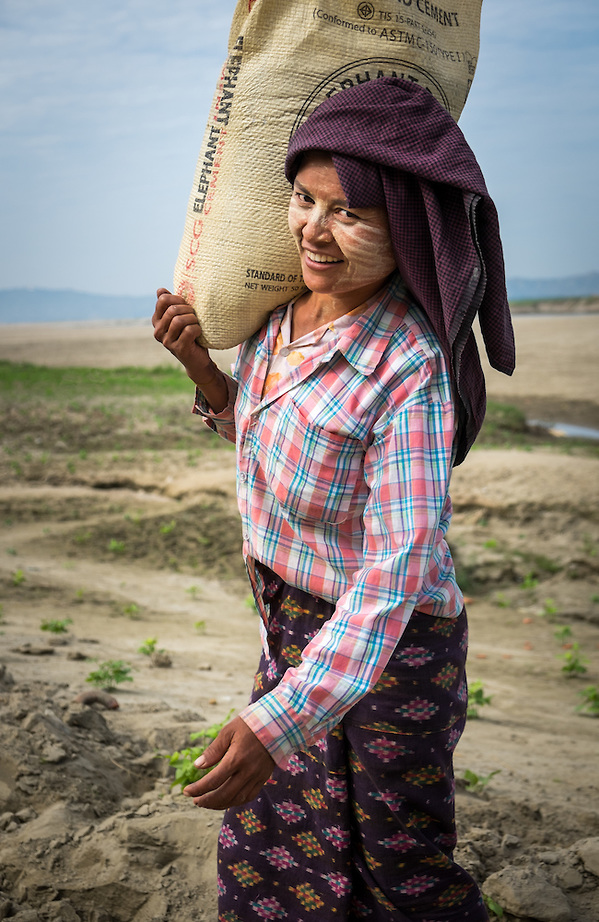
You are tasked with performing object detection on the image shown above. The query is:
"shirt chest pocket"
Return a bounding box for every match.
[263,400,365,525]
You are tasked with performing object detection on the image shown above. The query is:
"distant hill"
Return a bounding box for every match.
[507,272,599,302]
[0,289,152,324]
[1,273,598,323]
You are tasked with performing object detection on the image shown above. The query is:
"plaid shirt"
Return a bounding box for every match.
[194,276,462,765]
[286,77,515,464]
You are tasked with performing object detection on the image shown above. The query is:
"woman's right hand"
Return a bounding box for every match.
[152,289,229,411]
[152,288,212,384]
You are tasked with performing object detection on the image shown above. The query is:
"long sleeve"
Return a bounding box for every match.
[192,373,239,444]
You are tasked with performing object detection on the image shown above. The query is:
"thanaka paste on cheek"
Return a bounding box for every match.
[328,221,396,293]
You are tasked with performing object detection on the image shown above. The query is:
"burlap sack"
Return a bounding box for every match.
[174,0,483,349]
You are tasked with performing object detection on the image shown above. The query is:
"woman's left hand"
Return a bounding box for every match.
[183,716,275,810]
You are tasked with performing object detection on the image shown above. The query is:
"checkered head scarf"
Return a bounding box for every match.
[285,77,515,465]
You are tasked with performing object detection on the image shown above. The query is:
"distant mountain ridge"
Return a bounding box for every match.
[1,273,598,323]
[506,272,599,302]
[0,288,152,324]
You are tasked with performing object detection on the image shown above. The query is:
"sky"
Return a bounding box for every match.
[0,0,598,297]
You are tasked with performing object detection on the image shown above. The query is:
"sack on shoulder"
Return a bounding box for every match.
[174,0,483,349]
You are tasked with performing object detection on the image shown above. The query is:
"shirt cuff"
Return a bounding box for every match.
[192,375,237,422]
[239,689,326,768]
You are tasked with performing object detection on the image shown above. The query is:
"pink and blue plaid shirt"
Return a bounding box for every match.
[194,275,462,765]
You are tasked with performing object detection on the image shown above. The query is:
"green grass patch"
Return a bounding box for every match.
[477,400,598,455]
[0,361,193,403]
[0,361,232,455]
[476,401,528,448]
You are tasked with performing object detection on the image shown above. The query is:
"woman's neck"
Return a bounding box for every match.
[290,289,364,341]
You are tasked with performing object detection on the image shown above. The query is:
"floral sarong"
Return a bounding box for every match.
[217,569,488,921]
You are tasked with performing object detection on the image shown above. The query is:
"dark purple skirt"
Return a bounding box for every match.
[217,570,488,921]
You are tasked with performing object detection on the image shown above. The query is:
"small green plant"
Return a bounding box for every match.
[40,617,72,634]
[138,637,162,656]
[194,620,207,634]
[467,681,492,719]
[6,547,17,556]
[483,538,497,549]
[74,588,85,602]
[541,598,558,618]
[86,660,133,689]
[558,643,588,678]
[244,594,258,611]
[122,602,141,618]
[186,585,201,600]
[483,894,505,919]
[462,768,501,794]
[493,591,510,609]
[108,538,125,554]
[74,531,91,544]
[12,568,25,586]
[159,519,176,535]
[168,712,234,790]
[78,448,88,460]
[591,593,599,605]
[521,571,538,591]
[576,685,599,717]
[553,624,573,645]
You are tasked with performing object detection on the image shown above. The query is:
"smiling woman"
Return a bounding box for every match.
[153,77,515,921]
[288,152,397,336]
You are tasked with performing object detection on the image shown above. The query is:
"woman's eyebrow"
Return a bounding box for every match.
[294,179,349,209]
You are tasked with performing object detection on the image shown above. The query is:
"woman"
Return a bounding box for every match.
[153,78,514,921]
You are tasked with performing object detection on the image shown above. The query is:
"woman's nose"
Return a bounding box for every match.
[302,210,333,244]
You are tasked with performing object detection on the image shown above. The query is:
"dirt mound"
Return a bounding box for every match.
[0,667,220,922]
[55,499,245,584]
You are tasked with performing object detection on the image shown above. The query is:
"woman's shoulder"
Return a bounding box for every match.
[383,277,449,368]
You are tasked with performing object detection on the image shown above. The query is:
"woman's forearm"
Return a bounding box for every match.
[189,360,229,414]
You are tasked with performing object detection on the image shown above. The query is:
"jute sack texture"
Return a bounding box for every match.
[174,0,483,349]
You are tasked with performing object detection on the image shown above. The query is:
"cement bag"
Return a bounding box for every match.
[174,0,483,349]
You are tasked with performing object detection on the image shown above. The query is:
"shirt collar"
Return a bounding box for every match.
[258,274,409,375]
[336,274,409,375]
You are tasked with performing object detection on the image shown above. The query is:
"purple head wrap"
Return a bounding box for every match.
[285,77,515,465]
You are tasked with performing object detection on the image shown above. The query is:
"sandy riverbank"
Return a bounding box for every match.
[1,312,598,425]
[1,314,598,922]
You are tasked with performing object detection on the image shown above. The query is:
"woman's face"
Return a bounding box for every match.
[288,152,396,303]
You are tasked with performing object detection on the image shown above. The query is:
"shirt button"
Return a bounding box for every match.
[239,472,247,482]
[242,531,250,541]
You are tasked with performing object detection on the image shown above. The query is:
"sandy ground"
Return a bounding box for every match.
[1,314,598,922]
[1,311,598,421]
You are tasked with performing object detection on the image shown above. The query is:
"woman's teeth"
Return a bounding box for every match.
[306,251,340,263]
